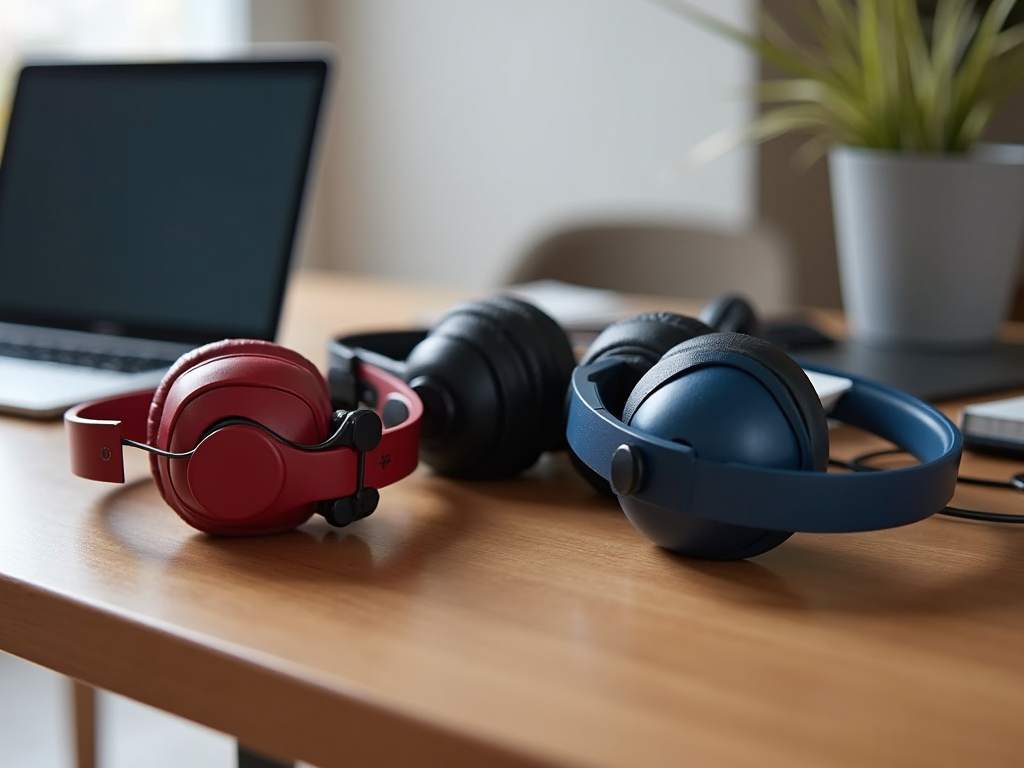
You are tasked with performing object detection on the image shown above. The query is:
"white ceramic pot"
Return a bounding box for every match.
[829,144,1024,349]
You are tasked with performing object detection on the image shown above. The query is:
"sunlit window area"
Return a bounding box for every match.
[0,0,247,131]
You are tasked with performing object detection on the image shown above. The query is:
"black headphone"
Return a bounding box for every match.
[329,296,577,479]
[327,293,769,482]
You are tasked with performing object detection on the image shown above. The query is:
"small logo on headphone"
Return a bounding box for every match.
[100,446,111,462]
[378,454,391,470]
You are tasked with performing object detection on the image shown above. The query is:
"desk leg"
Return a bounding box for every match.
[69,680,292,768]
[237,743,294,768]
[71,680,96,768]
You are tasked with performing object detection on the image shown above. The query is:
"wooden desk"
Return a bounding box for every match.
[3,271,1024,768]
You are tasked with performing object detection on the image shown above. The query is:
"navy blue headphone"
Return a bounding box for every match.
[567,309,963,560]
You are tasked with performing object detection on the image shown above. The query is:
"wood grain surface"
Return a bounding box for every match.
[2,272,1024,768]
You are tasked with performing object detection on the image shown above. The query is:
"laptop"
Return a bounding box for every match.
[0,54,330,417]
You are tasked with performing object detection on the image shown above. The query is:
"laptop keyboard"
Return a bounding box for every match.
[0,340,177,373]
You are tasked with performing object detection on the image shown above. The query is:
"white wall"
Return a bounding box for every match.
[257,0,755,290]
[0,0,247,122]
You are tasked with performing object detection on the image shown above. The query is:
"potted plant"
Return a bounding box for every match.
[670,0,1024,349]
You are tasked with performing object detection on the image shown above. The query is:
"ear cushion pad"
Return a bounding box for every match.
[456,296,574,402]
[571,313,715,495]
[421,296,575,478]
[579,312,715,420]
[581,312,715,370]
[697,294,760,336]
[147,339,330,517]
[468,295,577,449]
[623,332,829,472]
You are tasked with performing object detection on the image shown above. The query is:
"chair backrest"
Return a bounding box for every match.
[507,220,796,314]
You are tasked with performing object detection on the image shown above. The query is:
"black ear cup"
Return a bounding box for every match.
[572,313,716,493]
[579,312,716,417]
[697,294,760,336]
[405,296,576,479]
[620,332,829,559]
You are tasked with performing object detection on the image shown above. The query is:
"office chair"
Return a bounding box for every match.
[506,220,796,313]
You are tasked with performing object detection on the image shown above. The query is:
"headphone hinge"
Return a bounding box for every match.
[317,417,381,528]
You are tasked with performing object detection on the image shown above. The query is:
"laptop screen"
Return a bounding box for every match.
[0,58,328,343]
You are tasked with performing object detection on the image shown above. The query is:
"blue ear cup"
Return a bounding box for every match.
[570,313,715,493]
[619,332,831,560]
[403,296,576,479]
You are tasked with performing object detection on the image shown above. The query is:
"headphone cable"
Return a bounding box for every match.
[121,439,195,459]
[120,410,382,460]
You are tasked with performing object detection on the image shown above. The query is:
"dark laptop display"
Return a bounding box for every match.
[0,56,329,416]
[0,57,328,343]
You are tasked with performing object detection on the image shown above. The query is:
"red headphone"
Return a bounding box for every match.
[65,339,422,536]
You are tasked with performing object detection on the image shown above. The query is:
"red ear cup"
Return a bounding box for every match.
[186,424,288,522]
[147,339,331,535]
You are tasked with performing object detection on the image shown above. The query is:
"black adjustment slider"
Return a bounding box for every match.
[327,361,359,411]
[318,489,380,527]
[317,409,383,528]
[322,409,382,452]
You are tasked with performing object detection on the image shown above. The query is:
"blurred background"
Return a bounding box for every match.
[1,0,1022,766]
[248,1,755,292]
[0,0,757,293]
[2,1,1023,307]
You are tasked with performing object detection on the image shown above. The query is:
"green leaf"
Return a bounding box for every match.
[949,0,1018,145]
[655,0,1024,155]
[652,0,824,79]
[994,21,1024,57]
[791,133,836,170]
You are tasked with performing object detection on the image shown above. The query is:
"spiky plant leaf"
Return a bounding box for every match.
[657,0,1024,155]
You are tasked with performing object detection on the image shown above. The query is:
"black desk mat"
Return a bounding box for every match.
[791,339,1024,402]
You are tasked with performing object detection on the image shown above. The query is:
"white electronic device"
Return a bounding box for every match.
[960,395,1024,457]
